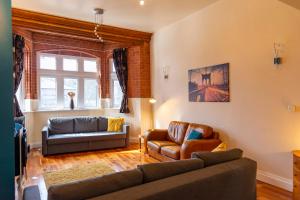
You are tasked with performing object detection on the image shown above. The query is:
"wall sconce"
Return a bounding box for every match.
[149,98,157,104]
[274,43,282,65]
[139,0,145,6]
[163,66,169,79]
[288,105,297,112]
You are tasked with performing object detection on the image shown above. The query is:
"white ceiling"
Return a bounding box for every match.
[12,0,218,32]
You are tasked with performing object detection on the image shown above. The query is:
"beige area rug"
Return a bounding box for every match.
[43,162,115,189]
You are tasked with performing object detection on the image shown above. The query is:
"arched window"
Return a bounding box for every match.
[37,52,100,110]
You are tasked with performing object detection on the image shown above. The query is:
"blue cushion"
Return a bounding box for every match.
[187,130,203,140]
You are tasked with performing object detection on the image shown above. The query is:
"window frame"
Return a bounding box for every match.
[37,53,100,110]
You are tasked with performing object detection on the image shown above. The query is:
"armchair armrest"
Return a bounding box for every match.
[122,124,130,147]
[42,126,49,156]
[144,129,168,153]
[180,139,222,159]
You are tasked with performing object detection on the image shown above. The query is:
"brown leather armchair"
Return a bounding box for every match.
[144,121,222,161]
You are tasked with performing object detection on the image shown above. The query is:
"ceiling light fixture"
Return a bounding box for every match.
[94,8,104,42]
[139,0,145,6]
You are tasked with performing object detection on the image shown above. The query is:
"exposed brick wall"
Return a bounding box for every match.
[13,29,151,100]
[127,42,151,98]
[128,46,141,97]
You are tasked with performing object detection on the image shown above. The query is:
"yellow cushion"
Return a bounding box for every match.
[107,118,125,132]
[212,143,227,152]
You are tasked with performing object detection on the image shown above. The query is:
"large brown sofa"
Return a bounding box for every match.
[144,121,222,161]
[38,149,256,200]
[42,116,129,156]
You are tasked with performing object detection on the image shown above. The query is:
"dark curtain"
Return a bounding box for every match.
[13,34,25,117]
[113,48,130,113]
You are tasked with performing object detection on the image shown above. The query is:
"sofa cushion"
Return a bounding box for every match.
[185,123,213,140]
[48,117,74,134]
[161,145,181,160]
[147,140,177,152]
[74,117,98,133]
[191,148,243,167]
[167,121,189,145]
[48,169,143,200]
[47,132,127,145]
[107,118,124,132]
[137,159,204,183]
[98,117,108,131]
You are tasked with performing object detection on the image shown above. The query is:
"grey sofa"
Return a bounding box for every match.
[44,149,257,200]
[42,116,129,156]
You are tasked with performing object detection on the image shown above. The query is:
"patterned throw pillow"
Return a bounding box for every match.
[107,117,125,132]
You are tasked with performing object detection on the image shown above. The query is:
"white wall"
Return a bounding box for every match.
[151,0,300,191]
[25,98,153,147]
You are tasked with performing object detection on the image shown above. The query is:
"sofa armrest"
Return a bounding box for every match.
[122,124,130,147]
[144,129,168,153]
[180,139,222,159]
[42,126,49,156]
[23,185,41,200]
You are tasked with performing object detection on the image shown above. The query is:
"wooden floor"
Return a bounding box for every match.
[17,144,292,200]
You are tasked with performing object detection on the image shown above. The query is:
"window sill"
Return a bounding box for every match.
[23,107,119,113]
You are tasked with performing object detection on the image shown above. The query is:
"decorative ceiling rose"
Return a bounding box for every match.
[94,8,104,42]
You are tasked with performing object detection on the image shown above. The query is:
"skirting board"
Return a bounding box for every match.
[257,169,293,192]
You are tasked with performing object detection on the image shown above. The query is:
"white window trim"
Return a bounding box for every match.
[37,53,100,110]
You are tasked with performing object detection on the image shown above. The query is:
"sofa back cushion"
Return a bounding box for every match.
[191,148,243,167]
[167,121,189,144]
[48,117,74,134]
[48,169,143,200]
[98,117,108,131]
[185,123,214,140]
[137,159,204,183]
[74,117,98,133]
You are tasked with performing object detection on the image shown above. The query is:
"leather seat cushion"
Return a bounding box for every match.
[147,141,177,152]
[48,132,126,145]
[161,145,181,160]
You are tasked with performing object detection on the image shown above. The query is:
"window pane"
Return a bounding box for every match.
[63,58,78,71]
[113,80,122,107]
[40,77,57,107]
[110,59,116,72]
[84,79,98,107]
[40,55,56,70]
[64,78,78,107]
[84,60,97,72]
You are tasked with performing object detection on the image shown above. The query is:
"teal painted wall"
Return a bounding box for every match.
[0,0,14,199]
